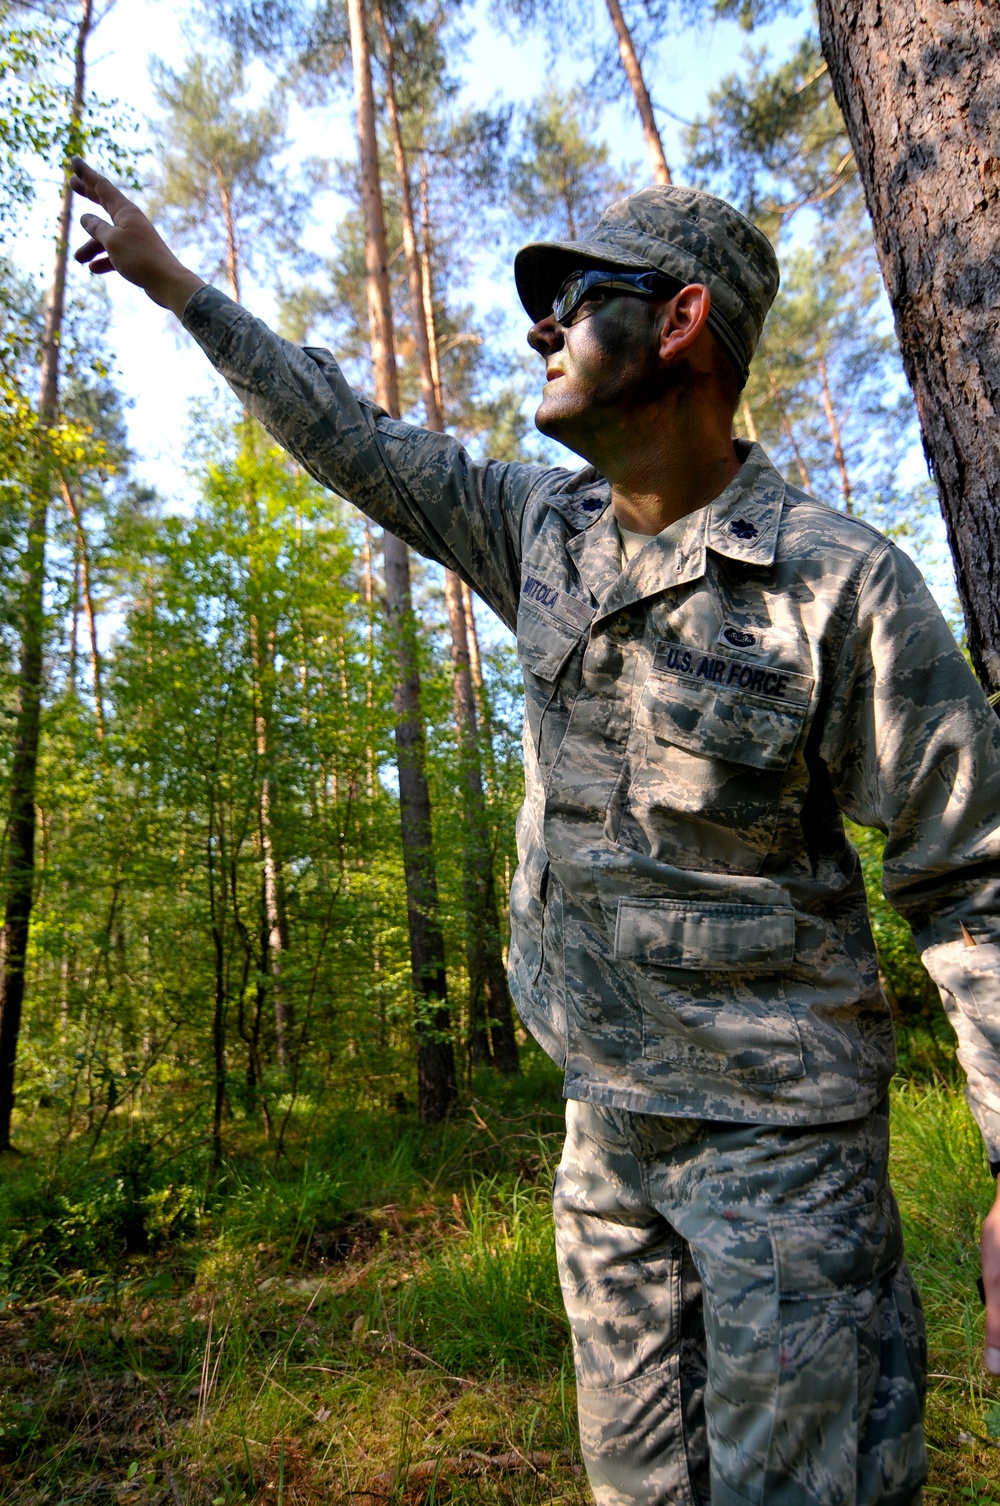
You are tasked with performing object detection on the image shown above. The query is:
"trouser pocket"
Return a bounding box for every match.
[762,1188,926,1506]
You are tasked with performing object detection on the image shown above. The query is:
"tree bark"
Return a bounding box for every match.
[60,475,105,738]
[0,0,94,1153]
[817,0,1000,690]
[603,0,671,187]
[376,4,518,1075]
[347,0,456,1122]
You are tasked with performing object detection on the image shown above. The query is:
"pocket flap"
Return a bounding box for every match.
[769,1188,902,1299]
[636,639,813,771]
[517,601,585,682]
[615,896,795,971]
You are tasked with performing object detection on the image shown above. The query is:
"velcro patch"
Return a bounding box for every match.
[717,622,764,655]
[653,637,813,706]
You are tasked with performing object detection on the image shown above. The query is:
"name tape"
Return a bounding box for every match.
[522,574,559,610]
[520,573,594,632]
[653,638,813,705]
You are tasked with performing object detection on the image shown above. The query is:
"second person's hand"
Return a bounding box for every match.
[70,157,206,317]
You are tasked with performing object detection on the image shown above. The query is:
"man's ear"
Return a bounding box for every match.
[658,284,712,365]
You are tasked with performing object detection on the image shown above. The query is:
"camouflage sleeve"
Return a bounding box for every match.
[820,540,1000,1156]
[181,284,555,630]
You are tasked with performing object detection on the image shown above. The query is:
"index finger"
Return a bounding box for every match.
[69,157,131,219]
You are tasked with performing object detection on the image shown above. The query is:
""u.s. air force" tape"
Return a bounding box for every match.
[653,637,813,705]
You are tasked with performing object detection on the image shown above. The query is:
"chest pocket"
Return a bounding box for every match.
[516,574,595,683]
[624,641,814,868]
[635,640,814,770]
[517,603,583,683]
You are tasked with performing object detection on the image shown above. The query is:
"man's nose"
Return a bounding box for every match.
[527,315,563,356]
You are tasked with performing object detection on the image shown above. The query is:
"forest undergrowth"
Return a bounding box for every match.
[1,1040,999,1505]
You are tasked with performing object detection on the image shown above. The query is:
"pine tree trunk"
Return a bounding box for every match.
[347,0,456,1122]
[603,0,671,187]
[60,476,104,739]
[377,8,519,1074]
[0,0,94,1153]
[817,0,1000,691]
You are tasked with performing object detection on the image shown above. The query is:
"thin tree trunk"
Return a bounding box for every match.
[603,0,671,186]
[207,796,227,1170]
[70,552,80,690]
[361,520,377,804]
[740,398,759,444]
[460,579,497,802]
[0,0,94,1153]
[60,475,104,739]
[347,0,455,1122]
[817,0,1000,692]
[765,365,813,492]
[816,349,852,512]
[217,172,241,305]
[378,8,518,1073]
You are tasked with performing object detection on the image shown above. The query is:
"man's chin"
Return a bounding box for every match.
[534,397,585,447]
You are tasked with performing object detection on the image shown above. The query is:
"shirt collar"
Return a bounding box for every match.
[565,443,786,622]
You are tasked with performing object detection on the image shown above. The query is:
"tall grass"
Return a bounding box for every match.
[390,1175,568,1379]
[4,1058,1000,1502]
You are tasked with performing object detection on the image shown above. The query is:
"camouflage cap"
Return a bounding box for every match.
[514,185,780,382]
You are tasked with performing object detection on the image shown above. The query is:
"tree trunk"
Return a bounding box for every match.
[765,364,812,492]
[816,349,852,512]
[377,3,519,1075]
[60,475,105,738]
[817,0,1000,691]
[603,0,671,187]
[0,0,94,1153]
[347,0,456,1122]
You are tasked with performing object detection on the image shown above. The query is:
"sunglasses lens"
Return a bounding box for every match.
[553,273,587,324]
[550,268,663,325]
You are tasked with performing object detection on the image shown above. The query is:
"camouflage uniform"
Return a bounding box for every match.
[180,186,1000,1503]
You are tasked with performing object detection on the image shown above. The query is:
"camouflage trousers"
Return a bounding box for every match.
[553,1098,927,1506]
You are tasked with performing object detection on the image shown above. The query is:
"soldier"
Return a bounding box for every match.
[71,157,1000,1506]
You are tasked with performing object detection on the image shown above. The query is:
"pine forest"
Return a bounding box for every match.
[1,0,999,1500]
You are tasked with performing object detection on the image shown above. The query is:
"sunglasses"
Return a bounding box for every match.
[551,267,669,326]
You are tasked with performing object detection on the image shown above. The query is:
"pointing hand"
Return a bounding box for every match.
[70,157,205,317]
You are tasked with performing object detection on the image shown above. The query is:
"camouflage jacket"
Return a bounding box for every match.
[184,286,1000,1151]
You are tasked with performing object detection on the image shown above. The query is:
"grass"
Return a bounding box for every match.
[2,1046,1000,1503]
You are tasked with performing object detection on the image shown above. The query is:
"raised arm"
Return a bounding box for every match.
[70,160,552,628]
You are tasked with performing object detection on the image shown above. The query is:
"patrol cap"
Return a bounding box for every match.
[514,185,780,383]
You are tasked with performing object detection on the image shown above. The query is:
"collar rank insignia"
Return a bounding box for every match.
[729,517,758,540]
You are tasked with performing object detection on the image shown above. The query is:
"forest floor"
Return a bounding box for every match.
[2,1045,1000,1504]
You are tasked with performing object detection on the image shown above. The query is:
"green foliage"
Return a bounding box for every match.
[391,1176,566,1377]
[686,35,860,234]
[508,86,634,243]
[0,5,65,229]
[147,47,319,297]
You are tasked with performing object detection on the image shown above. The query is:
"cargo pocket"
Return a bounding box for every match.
[615,896,803,1083]
[764,1188,908,1506]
